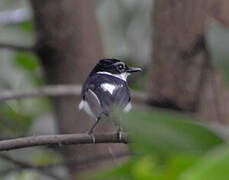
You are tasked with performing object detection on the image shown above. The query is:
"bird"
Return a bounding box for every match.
[79,58,142,136]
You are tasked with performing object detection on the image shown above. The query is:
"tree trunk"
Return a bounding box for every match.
[30,0,128,178]
[151,0,229,123]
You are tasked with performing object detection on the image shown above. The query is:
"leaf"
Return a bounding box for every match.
[131,155,157,180]
[119,108,223,155]
[18,21,35,34]
[15,52,39,71]
[90,158,135,180]
[31,150,61,166]
[90,154,200,180]
[180,145,229,180]
[0,103,33,135]
[14,52,45,86]
[89,108,224,180]
[162,154,200,180]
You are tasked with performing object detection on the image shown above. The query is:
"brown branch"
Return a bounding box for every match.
[0,133,127,151]
[0,43,34,52]
[0,153,62,180]
[0,85,148,104]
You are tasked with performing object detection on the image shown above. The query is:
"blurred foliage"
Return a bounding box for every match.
[15,51,45,86]
[90,108,227,180]
[128,69,147,91]
[216,60,229,86]
[0,103,33,136]
[0,18,48,137]
[180,145,229,180]
[0,98,52,137]
[122,58,147,91]
[122,108,223,156]
[0,10,59,179]
[15,52,39,71]
[30,149,62,166]
[4,171,40,180]
[18,21,34,34]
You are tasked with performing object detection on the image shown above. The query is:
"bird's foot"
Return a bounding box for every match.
[86,118,100,144]
[87,131,96,144]
[117,130,124,141]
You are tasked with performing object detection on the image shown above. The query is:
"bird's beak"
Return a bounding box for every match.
[126,67,142,73]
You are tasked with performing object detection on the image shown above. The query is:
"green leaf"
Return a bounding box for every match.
[31,150,61,166]
[131,155,157,180]
[119,108,223,155]
[15,52,45,86]
[162,154,200,180]
[90,154,200,180]
[18,21,35,34]
[0,103,33,134]
[90,108,224,180]
[15,52,39,71]
[180,145,229,180]
[90,158,135,180]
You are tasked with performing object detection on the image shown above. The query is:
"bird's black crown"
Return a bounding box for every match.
[88,58,142,77]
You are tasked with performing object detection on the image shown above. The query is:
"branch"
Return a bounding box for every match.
[0,133,127,151]
[0,43,34,52]
[0,85,81,101]
[0,85,148,104]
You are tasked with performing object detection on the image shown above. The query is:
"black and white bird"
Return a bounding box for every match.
[79,58,142,134]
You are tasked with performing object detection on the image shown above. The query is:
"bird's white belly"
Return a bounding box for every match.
[79,99,132,117]
[123,102,132,112]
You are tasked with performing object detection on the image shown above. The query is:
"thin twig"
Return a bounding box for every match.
[0,85,148,104]
[0,133,127,151]
[0,153,62,180]
[0,43,34,52]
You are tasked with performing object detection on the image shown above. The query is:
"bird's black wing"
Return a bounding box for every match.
[84,89,103,118]
[82,74,131,116]
[111,85,131,108]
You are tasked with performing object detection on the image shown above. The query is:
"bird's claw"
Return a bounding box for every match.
[117,130,124,141]
[87,132,96,144]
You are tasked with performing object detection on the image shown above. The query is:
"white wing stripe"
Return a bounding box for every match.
[101,83,116,95]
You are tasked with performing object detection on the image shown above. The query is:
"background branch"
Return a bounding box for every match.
[0,85,148,104]
[0,43,34,52]
[0,133,127,151]
[0,85,81,101]
[1,86,229,140]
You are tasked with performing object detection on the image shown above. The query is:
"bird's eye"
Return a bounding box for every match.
[116,64,124,71]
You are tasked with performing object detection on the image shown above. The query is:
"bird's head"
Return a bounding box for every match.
[89,58,142,81]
